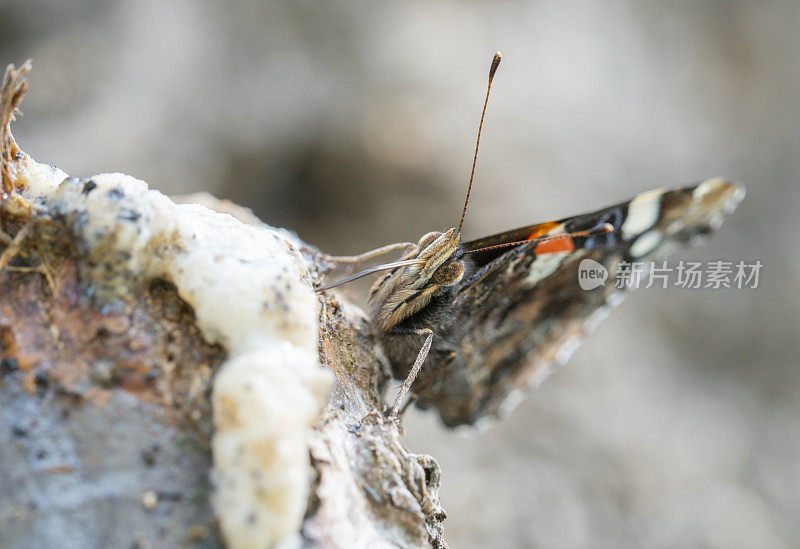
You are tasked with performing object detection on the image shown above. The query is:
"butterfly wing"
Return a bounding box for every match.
[412,178,744,427]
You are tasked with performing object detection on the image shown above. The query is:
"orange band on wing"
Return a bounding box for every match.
[525,222,559,241]
[535,237,575,254]
[525,221,574,254]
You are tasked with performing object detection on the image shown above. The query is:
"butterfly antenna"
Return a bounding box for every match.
[457,51,502,235]
[463,223,614,255]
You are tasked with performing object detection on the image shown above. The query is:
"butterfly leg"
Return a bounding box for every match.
[389,328,433,423]
[321,241,416,265]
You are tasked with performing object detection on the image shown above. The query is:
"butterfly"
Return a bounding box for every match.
[316,52,744,427]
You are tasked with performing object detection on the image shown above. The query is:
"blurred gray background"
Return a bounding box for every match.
[2,1,798,547]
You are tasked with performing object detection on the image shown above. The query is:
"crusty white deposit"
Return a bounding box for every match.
[8,154,332,548]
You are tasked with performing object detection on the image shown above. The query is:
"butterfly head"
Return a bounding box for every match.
[317,52,501,330]
[369,228,466,331]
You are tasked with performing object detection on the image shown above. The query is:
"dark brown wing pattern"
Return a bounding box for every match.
[411,179,744,426]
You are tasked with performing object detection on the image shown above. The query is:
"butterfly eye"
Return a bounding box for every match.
[417,231,442,250]
[433,260,465,286]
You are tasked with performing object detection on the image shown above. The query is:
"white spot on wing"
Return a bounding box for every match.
[524,251,570,286]
[727,184,746,212]
[692,177,733,201]
[693,178,716,199]
[553,333,582,366]
[622,189,662,239]
[630,229,663,257]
